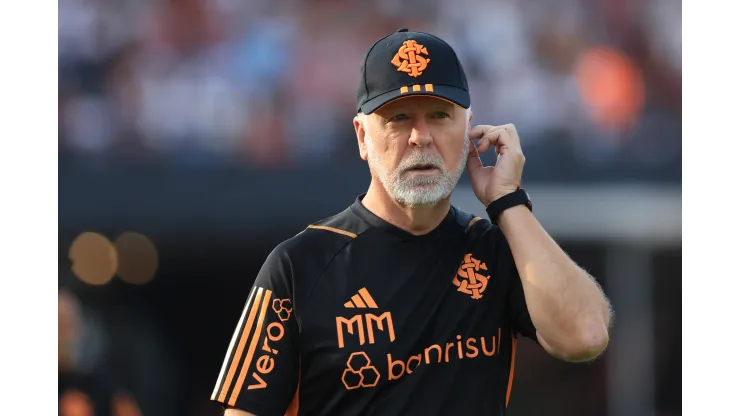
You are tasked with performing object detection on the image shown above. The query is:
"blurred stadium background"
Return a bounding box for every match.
[58,0,681,415]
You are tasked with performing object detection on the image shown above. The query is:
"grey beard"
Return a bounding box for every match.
[369,130,470,208]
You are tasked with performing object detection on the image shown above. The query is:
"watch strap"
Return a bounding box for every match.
[485,188,532,226]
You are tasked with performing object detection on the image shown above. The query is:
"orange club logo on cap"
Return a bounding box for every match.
[391,40,430,78]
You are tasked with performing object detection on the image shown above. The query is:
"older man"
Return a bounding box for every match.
[211,28,612,416]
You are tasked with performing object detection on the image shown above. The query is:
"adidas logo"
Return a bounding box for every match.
[337,288,393,349]
[344,287,378,309]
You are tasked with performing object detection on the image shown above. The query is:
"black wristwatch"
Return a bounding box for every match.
[485,188,532,226]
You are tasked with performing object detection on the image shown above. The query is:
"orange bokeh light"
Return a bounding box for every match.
[574,46,645,131]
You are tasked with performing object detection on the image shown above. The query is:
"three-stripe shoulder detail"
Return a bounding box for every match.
[211,286,274,406]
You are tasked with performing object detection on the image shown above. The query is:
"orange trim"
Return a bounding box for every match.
[285,387,300,416]
[285,359,301,416]
[505,332,518,407]
[400,86,409,94]
[358,288,378,308]
[424,84,434,92]
[229,290,273,406]
[412,84,421,92]
[217,288,264,402]
[306,225,357,239]
[465,217,481,233]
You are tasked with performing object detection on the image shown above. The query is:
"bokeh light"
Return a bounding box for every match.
[69,232,118,285]
[114,232,159,285]
[59,390,94,416]
[574,46,645,132]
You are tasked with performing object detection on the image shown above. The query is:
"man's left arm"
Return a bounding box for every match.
[467,122,612,362]
[497,204,612,362]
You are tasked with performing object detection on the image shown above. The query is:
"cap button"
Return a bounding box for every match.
[397,28,408,32]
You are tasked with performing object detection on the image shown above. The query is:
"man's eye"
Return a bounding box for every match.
[390,114,409,121]
[432,112,450,119]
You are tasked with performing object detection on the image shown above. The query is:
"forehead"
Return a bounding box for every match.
[374,96,459,114]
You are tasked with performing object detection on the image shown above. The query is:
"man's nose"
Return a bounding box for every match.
[408,119,432,147]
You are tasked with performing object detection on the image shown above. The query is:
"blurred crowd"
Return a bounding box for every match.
[58,0,681,175]
[59,290,142,416]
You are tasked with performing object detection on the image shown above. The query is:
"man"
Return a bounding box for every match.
[211,28,612,416]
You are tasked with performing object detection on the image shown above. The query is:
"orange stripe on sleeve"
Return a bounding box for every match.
[211,287,257,400]
[229,290,273,406]
[505,332,518,407]
[217,288,264,402]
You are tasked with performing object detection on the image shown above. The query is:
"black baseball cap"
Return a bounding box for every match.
[356,28,470,115]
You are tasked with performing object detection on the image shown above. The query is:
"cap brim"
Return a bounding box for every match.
[359,85,470,115]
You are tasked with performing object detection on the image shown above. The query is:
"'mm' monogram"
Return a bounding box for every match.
[336,288,396,349]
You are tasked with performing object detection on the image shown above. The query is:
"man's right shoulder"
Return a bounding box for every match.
[270,206,368,264]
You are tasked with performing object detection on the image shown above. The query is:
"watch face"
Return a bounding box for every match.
[517,189,532,211]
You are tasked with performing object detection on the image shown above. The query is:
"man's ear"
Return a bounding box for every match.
[353,115,369,161]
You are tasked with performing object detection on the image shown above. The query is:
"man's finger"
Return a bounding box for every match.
[469,137,482,158]
[477,128,506,153]
[468,125,487,139]
[477,135,495,153]
[496,127,522,154]
[466,137,483,171]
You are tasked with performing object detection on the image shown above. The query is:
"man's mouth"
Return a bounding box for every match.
[405,163,439,173]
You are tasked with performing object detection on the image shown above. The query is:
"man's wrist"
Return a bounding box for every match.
[496,205,531,228]
[485,187,519,207]
[484,188,532,226]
